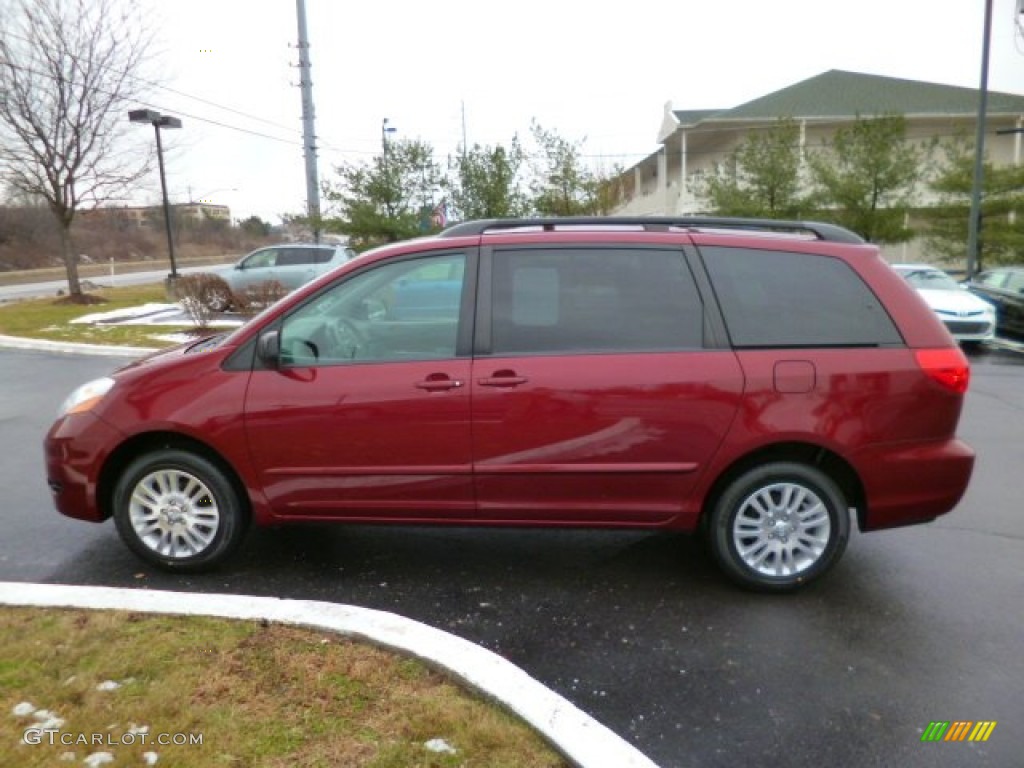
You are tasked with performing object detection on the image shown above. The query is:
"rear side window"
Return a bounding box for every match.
[490,247,703,354]
[277,248,328,266]
[312,248,337,265]
[702,246,903,347]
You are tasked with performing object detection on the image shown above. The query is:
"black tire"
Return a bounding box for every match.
[113,449,248,572]
[707,462,850,592]
[200,278,232,312]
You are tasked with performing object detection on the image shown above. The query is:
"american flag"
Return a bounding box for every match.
[430,199,448,228]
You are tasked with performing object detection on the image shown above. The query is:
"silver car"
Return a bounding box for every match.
[210,244,358,310]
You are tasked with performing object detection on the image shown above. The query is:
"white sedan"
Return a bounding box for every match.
[893,263,996,345]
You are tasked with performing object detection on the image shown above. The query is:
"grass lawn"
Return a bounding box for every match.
[2,607,568,767]
[0,285,230,349]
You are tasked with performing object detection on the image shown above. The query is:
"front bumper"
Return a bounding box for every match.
[940,316,996,343]
[44,412,125,522]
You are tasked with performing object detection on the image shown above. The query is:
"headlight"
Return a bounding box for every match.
[58,377,115,417]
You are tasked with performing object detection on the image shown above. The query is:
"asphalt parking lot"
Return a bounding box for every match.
[1,343,1022,767]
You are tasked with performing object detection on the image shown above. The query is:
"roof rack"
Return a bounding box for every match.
[438,216,864,244]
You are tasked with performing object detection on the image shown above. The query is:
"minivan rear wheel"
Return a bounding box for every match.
[113,449,248,571]
[708,462,850,592]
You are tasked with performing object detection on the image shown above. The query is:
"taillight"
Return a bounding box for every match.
[914,348,970,394]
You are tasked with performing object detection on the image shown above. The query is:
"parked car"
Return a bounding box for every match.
[892,263,996,346]
[45,217,975,592]
[208,243,358,310]
[964,266,1024,338]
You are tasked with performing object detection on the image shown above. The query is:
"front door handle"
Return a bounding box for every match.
[415,374,463,392]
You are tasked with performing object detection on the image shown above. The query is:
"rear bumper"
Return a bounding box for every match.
[852,438,975,531]
[44,413,124,523]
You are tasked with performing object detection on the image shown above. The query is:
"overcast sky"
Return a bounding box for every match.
[133,0,1024,223]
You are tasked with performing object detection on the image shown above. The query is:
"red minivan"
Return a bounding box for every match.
[44,217,975,591]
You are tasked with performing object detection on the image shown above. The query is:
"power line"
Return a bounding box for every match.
[5,23,1014,178]
[0,57,304,147]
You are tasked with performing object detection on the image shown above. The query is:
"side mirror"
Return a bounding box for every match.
[256,329,281,368]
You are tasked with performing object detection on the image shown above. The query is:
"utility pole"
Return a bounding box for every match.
[382,117,397,219]
[966,0,994,278]
[461,100,468,161]
[295,0,321,242]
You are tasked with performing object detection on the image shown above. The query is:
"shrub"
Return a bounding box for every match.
[235,280,289,316]
[176,273,232,328]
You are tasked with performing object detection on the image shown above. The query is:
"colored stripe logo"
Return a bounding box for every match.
[921,721,997,742]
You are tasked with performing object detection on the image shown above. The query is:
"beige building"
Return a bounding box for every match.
[174,202,231,223]
[614,70,1024,261]
[87,202,231,227]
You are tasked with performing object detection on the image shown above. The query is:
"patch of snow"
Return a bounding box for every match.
[424,738,457,754]
[59,751,76,761]
[70,302,245,330]
[127,723,149,735]
[95,680,121,691]
[11,701,34,717]
[84,752,115,767]
[151,333,197,344]
[71,303,179,325]
[36,715,66,731]
[143,752,159,765]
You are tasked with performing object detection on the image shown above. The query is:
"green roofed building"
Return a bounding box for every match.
[614,69,1024,260]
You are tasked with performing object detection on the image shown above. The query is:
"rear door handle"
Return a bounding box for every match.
[477,372,528,387]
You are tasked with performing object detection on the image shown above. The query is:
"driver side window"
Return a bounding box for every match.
[280,253,466,367]
[243,248,277,269]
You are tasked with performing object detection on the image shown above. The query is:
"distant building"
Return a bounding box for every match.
[174,202,231,223]
[613,69,1024,260]
[84,202,231,227]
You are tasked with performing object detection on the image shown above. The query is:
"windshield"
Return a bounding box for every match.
[898,268,960,291]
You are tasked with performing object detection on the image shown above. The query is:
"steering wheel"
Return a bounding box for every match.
[324,317,367,360]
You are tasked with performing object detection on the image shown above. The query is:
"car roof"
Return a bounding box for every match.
[439,216,865,244]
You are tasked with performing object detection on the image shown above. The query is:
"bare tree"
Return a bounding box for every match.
[0,0,152,298]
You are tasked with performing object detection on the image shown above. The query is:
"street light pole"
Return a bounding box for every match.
[129,109,182,281]
[153,122,177,278]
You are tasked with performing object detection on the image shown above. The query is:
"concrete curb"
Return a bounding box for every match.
[0,334,158,358]
[0,582,660,768]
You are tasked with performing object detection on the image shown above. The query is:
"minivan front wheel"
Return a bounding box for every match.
[113,449,248,571]
[708,462,850,592]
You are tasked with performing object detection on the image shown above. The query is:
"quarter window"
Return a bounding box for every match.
[489,247,703,354]
[702,246,903,347]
